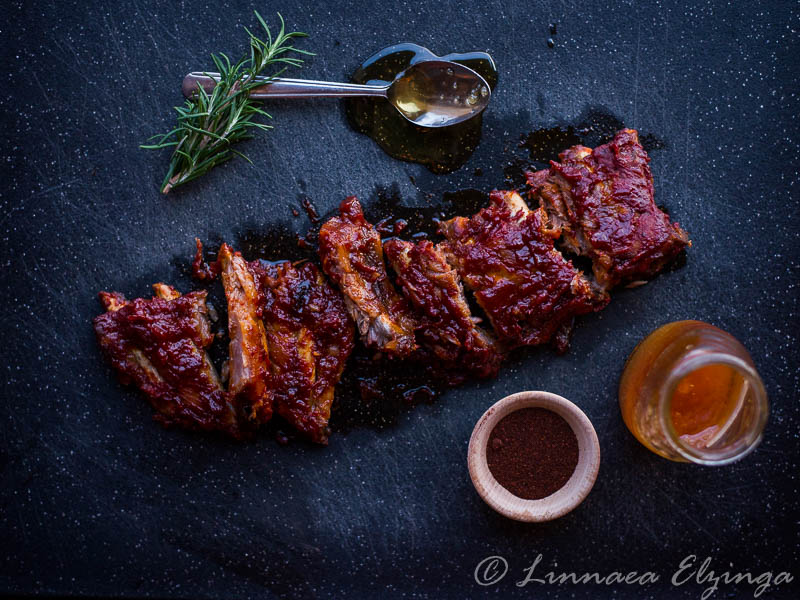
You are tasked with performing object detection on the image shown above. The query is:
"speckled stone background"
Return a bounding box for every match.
[2,0,798,598]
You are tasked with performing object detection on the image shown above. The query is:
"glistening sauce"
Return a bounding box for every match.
[346,43,498,173]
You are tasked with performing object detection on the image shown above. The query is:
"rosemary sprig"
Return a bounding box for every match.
[143,12,311,194]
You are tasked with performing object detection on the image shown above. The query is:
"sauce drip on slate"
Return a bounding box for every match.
[487,408,579,500]
[520,112,666,170]
[346,43,498,173]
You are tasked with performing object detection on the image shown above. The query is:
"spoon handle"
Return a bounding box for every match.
[182,72,389,100]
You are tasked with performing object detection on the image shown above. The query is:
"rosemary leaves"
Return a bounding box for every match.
[143,12,311,194]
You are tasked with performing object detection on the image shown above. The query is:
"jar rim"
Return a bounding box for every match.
[658,351,769,465]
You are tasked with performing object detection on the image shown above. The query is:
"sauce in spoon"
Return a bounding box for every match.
[346,43,499,173]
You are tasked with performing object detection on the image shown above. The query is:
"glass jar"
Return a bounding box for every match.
[619,320,768,465]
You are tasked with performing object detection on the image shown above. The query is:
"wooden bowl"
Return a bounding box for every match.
[467,391,600,522]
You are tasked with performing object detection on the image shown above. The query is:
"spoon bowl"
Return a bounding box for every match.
[182,59,492,129]
[387,60,492,127]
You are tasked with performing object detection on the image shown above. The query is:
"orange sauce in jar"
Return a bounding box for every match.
[670,363,743,448]
[619,320,768,464]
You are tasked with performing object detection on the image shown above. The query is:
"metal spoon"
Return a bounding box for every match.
[182,60,492,128]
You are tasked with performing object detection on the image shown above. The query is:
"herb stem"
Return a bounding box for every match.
[143,12,311,194]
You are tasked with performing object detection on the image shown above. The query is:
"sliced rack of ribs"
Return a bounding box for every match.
[252,260,355,444]
[383,238,503,379]
[438,190,608,352]
[95,128,690,443]
[93,283,242,438]
[526,129,690,290]
[319,196,418,357]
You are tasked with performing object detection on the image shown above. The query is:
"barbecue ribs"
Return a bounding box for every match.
[252,260,355,444]
[319,196,418,357]
[383,238,502,378]
[93,284,242,437]
[218,243,273,423]
[526,129,690,289]
[95,128,690,443]
[438,190,607,351]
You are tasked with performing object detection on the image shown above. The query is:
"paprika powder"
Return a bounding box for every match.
[486,407,579,500]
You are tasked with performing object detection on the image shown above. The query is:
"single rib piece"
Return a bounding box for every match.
[438,190,607,351]
[252,260,355,444]
[319,196,418,357]
[384,238,502,378]
[527,129,690,289]
[218,243,273,423]
[93,284,241,437]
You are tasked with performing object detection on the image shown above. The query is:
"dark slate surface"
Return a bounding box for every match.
[2,0,799,598]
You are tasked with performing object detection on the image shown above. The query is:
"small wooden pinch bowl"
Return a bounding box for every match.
[468,391,600,522]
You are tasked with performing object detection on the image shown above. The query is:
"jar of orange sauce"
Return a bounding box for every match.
[619,320,768,465]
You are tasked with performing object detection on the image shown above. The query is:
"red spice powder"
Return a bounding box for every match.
[486,407,579,500]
